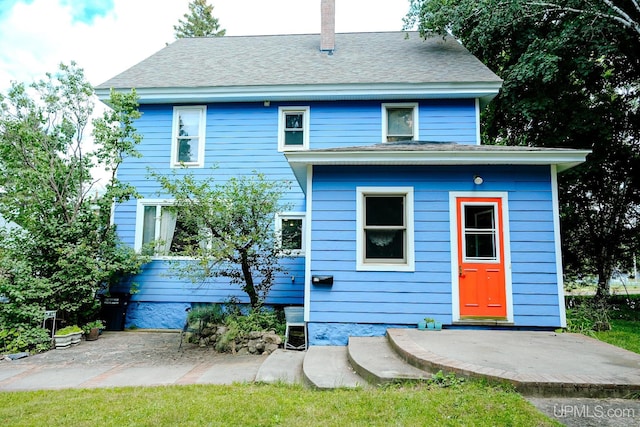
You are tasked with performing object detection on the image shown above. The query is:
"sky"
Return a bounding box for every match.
[0,0,413,92]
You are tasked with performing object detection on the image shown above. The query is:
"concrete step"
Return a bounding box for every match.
[348,336,431,384]
[302,346,369,389]
[255,349,305,384]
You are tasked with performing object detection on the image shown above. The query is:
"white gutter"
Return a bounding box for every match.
[95,82,502,106]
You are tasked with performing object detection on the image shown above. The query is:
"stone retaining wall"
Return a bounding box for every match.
[184,325,282,355]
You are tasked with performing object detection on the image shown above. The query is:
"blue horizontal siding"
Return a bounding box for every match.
[311,99,478,147]
[309,164,561,326]
[125,259,304,305]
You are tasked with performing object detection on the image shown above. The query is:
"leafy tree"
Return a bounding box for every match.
[0,63,145,352]
[174,0,226,39]
[405,0,640,298]
[152,169,290,308]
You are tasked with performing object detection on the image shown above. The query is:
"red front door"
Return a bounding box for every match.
[456,197,507,319]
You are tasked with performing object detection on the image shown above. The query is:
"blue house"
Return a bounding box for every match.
[96,2,589,345]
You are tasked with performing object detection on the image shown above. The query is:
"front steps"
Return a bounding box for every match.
[347,336,431,384]
[302,346,369,389]
[298,335,432,389]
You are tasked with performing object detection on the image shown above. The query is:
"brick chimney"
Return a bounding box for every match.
[320,0,335,52]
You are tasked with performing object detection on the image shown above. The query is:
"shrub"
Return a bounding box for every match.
[565,296,611,334]
[0,327,50,354]
[225,306,284,338]
[187,304,225,326]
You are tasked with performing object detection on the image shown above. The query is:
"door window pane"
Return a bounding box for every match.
[463,205,497,260]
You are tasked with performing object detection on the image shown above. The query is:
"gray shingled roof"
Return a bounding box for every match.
[284,141,590,190]
[96,32,502,90]
[308,141,581,153]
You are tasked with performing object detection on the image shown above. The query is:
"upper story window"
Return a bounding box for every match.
[171,106,206,167]
[136,201,202,257]
[356,187,415,271]
[276,213,305,256]
[278,106,309,151]
[382,103,418,142]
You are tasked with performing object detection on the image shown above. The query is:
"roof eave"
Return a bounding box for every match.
[95,82,502,105]
[285,149,590,193]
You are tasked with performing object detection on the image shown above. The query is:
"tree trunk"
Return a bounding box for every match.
[595,263,612,301]
[240,250,259,308]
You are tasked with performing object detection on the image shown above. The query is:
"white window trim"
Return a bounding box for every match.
[356,187,415,272]
[278,106,310,151]
[171,105,206,168]
[135,199,197,260]
[276,212,306,257]
[381,102,419,143]
[460,201,501,264]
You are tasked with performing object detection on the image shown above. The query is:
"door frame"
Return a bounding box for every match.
[449,191,513,323]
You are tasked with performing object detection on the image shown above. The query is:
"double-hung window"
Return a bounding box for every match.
[276,213,305,256]
[278,106,309,151]
[136,201,201,257]
[171,106,206,167]
[356,187,415,271]
[382,103,418,142]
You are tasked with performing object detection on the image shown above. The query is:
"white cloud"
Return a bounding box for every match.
[0,0,410,90]
[0,0,411,187]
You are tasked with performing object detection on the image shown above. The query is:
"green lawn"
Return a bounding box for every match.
[0,382,558,427]
[594,319,640,354]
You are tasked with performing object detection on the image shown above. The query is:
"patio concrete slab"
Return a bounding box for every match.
[387,328,640,398]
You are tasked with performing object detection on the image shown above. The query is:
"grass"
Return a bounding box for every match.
[0,382,558,427]
[593,319,640,354]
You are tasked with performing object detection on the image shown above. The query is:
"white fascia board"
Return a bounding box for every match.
[95,82,502,104]
[285,149,590,171]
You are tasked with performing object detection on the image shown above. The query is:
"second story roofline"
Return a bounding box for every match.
[285,142,590,192]
[95,81,502,106]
